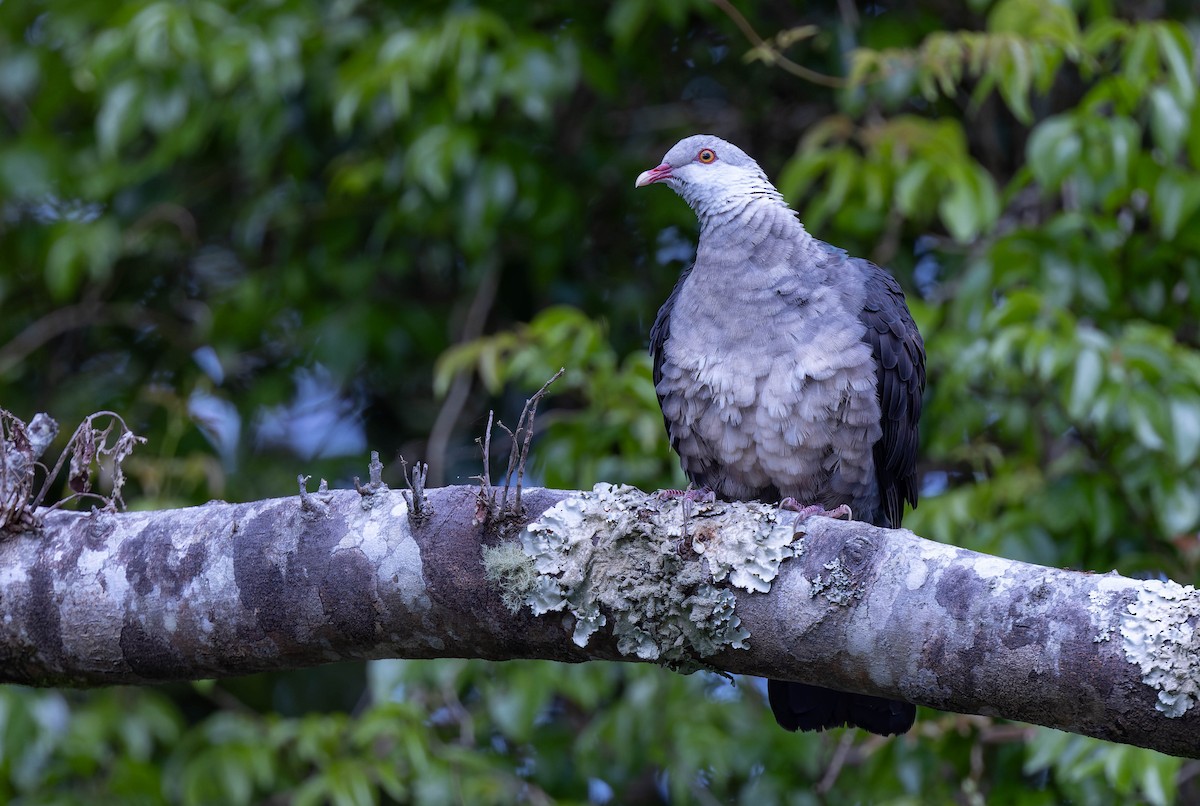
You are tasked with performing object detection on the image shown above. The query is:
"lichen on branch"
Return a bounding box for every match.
[1120,579,1200,718]
[483,483,802,671]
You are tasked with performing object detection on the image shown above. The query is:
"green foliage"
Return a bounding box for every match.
[777,115,1001,242]
[851,0,1082,122]
[2,0,1200,802]
[0,688,181,801]
[1025,729,1183,806]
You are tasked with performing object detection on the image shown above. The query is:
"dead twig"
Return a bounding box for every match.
[497,419,517,516]
[399,455,430,523]
[3,409,148,534]
[297,474,331,518]
[31,411,143,511]
[354,451,389,502]
[472,410,497,524]
[1,411,60,531]
[514,370,557,514]
[25,411,144,523]
[502,369,563,519]
[472,369,564,525]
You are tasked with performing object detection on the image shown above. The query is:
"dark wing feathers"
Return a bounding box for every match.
[856,261,925,529]
[650,264,693,462]
[768,680,916,735]
[649,266,690,396]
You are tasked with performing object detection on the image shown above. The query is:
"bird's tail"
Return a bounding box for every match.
[767,679,916,735]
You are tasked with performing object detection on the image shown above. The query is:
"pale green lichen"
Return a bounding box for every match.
[690,504,798,592]
[810,558,863,606]
[481,543,541,614]
[1088,579,1124,643]
[1121,579,1200,718]
[507,483,802,668]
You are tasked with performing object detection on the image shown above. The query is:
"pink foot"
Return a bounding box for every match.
[780,498,852,520]
[658,485,716,504]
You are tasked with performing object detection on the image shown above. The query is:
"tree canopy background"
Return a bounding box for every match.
[2,0,1198,802]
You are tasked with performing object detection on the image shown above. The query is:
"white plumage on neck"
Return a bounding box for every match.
[682,169,786,220]
[644,134,808,252]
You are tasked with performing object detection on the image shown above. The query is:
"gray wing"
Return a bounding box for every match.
[650,265,715,486]
[649,267,691,399]
[857,261,925,528]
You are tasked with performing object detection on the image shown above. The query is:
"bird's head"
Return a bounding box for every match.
[634,134,786,219]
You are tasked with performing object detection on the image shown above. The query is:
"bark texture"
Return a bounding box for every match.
[0,483,1195,758]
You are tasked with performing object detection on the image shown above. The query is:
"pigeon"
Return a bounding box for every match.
[636,134,925,735]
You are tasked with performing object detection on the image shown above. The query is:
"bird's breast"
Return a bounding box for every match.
[657,281,883,509]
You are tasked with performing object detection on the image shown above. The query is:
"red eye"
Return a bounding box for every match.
[697,148,717,164]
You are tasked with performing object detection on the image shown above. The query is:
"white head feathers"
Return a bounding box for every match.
[635,134,788,221]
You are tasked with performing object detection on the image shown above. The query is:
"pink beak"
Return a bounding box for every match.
[635,163,673,188]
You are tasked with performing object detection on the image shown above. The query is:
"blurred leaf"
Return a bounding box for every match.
[1069,348,1104,420]
[96,79,142,157]
[1152,168,1200,240]
[1149,85,1190,158]
[1027,116,1080,188]
[45,218,122,301]
[1169,399,1200,466]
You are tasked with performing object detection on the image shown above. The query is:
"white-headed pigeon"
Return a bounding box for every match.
[636,134,925,735]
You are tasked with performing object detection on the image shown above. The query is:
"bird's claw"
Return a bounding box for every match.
[779,498,853,521]
[658,485,716,504]
[660,486,715,550]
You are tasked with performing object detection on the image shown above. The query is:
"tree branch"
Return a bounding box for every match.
[0,483,1195,758]
[708,0,849,88]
